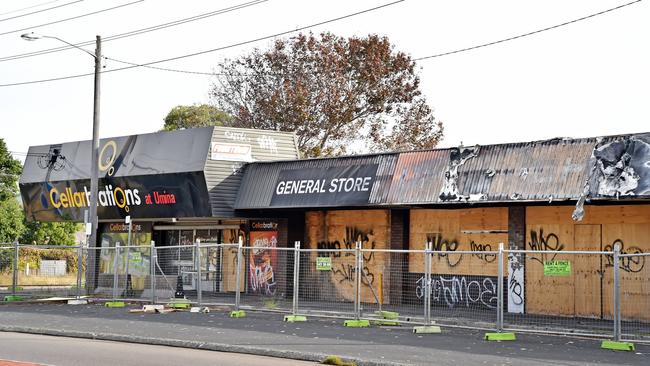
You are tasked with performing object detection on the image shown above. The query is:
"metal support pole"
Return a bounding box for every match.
[125,219,132,286]
[76,243,83,299]
[235,236,243,310]
[613,243,621,341]
[424,241,432,325]
[150,241,156,304]
[497,242,505,332]
[355,241,362,320]
[12,240,18,296]
[196,239,202,306]
[112,243,120,301]
[292,241,300,316]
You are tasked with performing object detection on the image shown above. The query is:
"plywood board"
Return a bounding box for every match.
[524,224,575,316]
[305,210,390,304]
[222,228,245,292]
[573,224,602,318]
[601,223,650,320]
[410,208,507,276]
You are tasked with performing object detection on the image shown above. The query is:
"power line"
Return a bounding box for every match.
[0,0,268,62]
[0,0,144,37]
[0,0,82,23]
[103,0,645,79]
[415,0,642,61]
[0,0,405,87]
[0,0,63,16]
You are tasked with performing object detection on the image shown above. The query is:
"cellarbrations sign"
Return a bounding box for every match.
[270,164,378,207]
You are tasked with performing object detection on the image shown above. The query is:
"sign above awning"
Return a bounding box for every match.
[20,128,213,221]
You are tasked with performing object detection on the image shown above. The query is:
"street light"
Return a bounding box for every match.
[21,32,102,288]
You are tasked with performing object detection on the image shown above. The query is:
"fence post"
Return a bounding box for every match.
[112,243,121,301]
[235,236,243,310]
[355,241,362,320]
[12,240,18,296]
[613,242,621,341]
[76,243,83,299]
[196,239,202,306]
[150,241,156,304]
[497,242,504,332]
[292,241,301,316]
[424,241,432,324]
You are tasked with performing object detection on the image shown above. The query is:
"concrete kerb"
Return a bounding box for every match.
[0,325,410,366]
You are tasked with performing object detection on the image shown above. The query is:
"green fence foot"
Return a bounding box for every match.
[104,301,125,308]
[375,310,399,320]
[372,320,400,326]
[413,325,441,334]
[601,340,635,351]
[167,302,191,309]
[230,310,247,318]
[3,295,24,302]
[343,319,370,328]
[484,332,516,341]
[284,315,307,322]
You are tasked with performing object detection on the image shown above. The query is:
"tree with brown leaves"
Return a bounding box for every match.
[211,32,443,157]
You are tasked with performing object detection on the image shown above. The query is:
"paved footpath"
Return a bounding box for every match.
[0,302,648,366]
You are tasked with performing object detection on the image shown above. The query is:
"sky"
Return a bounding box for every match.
[1,0,648,162]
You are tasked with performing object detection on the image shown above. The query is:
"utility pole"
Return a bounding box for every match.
[87,35,102,291]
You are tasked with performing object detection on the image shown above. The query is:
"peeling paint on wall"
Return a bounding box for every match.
[439,145,480,201]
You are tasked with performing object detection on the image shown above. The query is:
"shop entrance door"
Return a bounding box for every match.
[574,224,603,318]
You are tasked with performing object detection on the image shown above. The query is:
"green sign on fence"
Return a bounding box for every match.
[316,257,332,271]
[544,260,571,276]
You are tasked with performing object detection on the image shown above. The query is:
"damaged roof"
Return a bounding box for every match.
[234,132,650,211]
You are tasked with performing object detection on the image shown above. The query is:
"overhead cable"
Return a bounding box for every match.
[0,0,144,37]
[415,0,642,61]
[0,0,404,86]
[0,0,82,23]
[0,0,267,62]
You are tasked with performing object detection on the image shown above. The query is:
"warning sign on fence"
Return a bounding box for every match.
[544,260,571,276]
[316,257,332,271]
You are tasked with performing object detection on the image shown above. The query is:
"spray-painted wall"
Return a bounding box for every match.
[526,205,650,320]
[305,210,389,303]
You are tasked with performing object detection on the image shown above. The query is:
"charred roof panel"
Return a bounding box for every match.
[455,138,596,203]
[386,149,449,204]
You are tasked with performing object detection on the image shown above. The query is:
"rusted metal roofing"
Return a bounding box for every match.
[234,132,650,209]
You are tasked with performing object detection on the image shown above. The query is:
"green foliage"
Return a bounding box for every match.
[162,104,232,131]
[212,32,443,157]
[20,221,80,245]
[0,138,22,201]
[0,198,25,243]
[16,247,83,273]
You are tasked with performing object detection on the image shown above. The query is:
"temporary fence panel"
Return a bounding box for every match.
[239,246,293,313]
[357,249,422,322]
[503,250,613,337]
[620,252,650,342]
[196,243,239,306]
[425,248,501,329]
[91,244,153,302]
[0,245,15,295]
[10,245,81,299]
[298,246,357,318]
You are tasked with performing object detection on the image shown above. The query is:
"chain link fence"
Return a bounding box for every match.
[3,240,649,343]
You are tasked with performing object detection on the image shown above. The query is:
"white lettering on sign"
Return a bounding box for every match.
[275,177,373,195]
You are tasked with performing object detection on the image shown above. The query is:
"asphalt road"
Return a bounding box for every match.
[0,332,316,366]
[1,303,649,365]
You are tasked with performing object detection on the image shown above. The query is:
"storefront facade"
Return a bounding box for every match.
[19,126,299,293]
[234,133,650,319]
